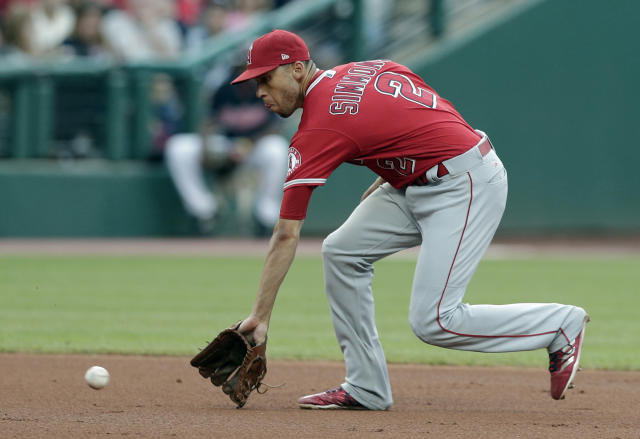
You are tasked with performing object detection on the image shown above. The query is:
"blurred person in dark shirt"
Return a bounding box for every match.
[165,66,288,235]
[61,1,112,59]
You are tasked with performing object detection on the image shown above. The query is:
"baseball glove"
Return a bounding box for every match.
[190,322,267,408]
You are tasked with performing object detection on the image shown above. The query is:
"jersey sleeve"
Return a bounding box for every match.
[284,129,359,190]
[279,185,314,220]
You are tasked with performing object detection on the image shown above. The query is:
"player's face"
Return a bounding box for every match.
[255,65,302,118]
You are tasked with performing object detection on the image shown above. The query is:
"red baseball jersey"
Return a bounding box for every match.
[280,60,482,220]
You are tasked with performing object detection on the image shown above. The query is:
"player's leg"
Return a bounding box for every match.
[407,150,587,353]
[320,184,421,410]
[165,134,218,224]
[244,134,288,230]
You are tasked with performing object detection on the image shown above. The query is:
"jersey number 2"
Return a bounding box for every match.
[374,72,437,109]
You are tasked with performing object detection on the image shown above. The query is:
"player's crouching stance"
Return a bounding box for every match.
[194,29,590,410]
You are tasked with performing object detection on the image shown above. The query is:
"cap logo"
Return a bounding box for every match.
[247,43,253,65]
[281,53,290,60]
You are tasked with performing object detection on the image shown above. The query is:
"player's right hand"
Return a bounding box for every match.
[361,177,386,202]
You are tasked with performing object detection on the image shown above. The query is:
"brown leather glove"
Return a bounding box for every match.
[190,323,267,408]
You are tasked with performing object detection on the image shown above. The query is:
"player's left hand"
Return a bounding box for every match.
[190,321,268,408]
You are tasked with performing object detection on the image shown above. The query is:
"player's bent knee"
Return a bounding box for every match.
[323,227,376,276]
[408,314,447,346]
[322,229,361,261]
[321,232,342,260]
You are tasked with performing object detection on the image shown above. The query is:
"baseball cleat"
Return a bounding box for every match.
[298,386,367,410]
[549,315,590,400]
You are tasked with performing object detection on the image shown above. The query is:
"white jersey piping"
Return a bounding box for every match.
[306,70,336,96]
[284,178,327,189]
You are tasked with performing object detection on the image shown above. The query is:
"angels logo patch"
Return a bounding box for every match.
[287,147,302,177]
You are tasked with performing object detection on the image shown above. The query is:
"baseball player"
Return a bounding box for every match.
[232,30,589,409]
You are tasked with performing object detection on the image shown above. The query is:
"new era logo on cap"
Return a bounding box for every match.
[231,30,310,84]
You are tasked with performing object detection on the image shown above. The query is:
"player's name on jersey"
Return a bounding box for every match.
[330,60,387,115]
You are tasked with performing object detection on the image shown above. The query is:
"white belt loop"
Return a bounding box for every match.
[425,163,441,184]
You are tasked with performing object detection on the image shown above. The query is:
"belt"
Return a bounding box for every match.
[410,134,493,186]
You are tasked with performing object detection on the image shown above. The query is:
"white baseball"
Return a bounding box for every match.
[84,366,110,390]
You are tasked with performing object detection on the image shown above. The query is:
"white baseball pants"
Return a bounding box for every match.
[322,147,587,410]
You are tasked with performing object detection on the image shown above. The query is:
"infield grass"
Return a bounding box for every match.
[1,254,638,370]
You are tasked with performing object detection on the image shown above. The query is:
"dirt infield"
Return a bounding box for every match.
[2,353,639,438]
[1,236,639,257]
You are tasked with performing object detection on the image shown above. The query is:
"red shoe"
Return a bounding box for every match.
[298,386,367,410]
[549,316,590,400]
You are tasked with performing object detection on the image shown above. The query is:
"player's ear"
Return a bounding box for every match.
[291,61,306,80]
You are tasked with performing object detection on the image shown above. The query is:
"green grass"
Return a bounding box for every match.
[1,254,638,370]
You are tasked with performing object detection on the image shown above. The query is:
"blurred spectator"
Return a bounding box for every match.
[175,0,202,35]
[165,66,288,235]
[364,0,391,53]
[101,0,182,60]
[149,73,182,161]
[0,0,37,16]
[0,3,36,62]
[67,0,124,12]
[184,0,284,53]
[61,1,111,59]
[184,0,228,52]
[31,0,76,56]
[101,0,184,166]
[225,0,270,31]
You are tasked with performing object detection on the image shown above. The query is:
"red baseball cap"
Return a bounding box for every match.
[231,29,310,84]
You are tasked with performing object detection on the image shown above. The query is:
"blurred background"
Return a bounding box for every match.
[0,0,638,238]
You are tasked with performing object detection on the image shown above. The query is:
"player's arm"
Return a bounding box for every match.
[238,218,303,344]
[361,176,386,202]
